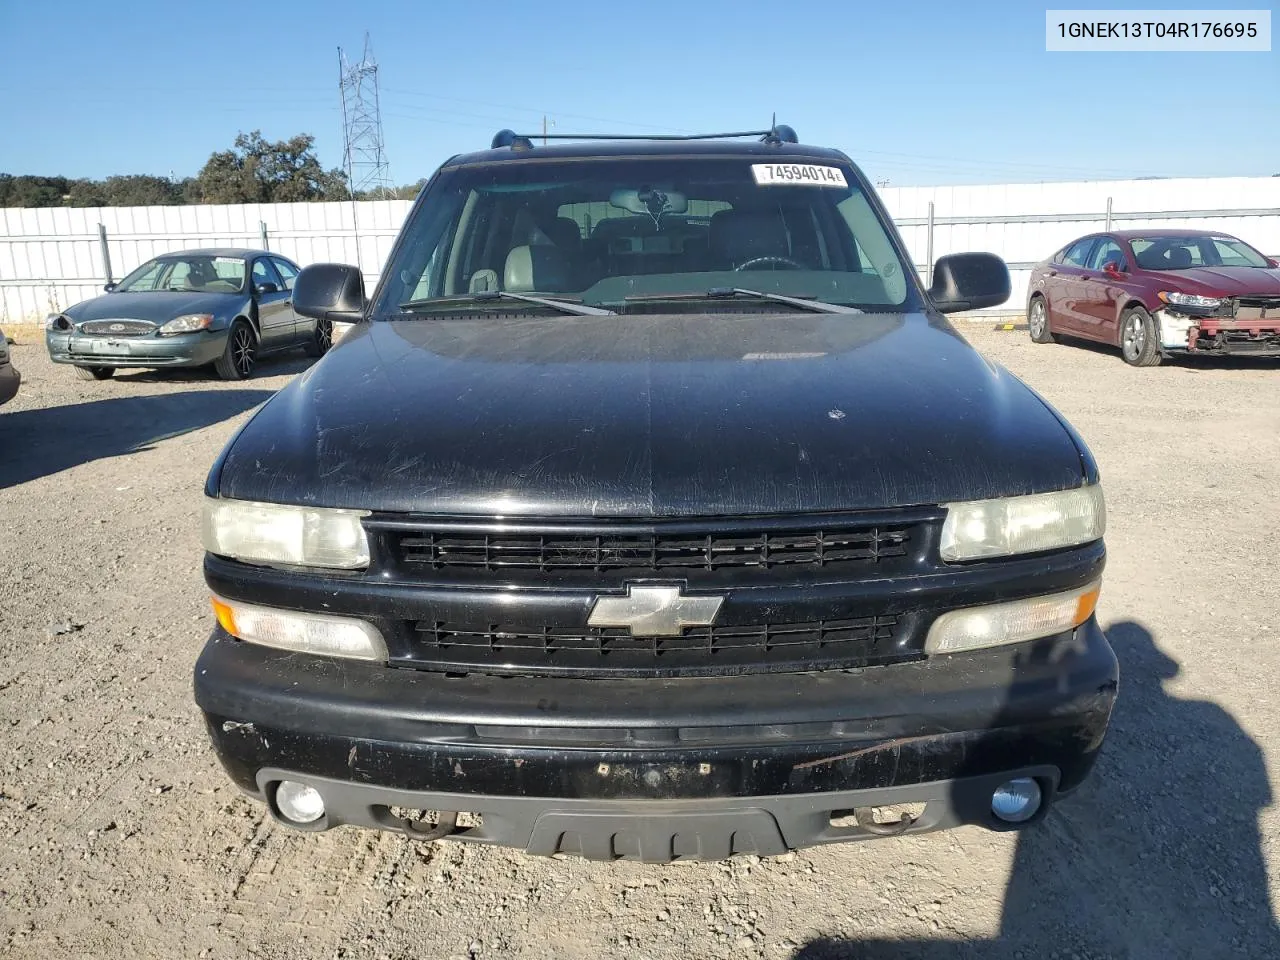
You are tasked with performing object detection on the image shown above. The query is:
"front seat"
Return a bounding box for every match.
[708,208,794,269]
[1165,246,1194,269]
[504,245,571,293]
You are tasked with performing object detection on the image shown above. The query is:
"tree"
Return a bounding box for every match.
[0,174,69,207]
[101,174,183,206]
[192,131,349,204]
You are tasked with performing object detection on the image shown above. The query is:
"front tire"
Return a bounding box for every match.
[1120,306,1162,367]
[1028,296,1055,344]
[73,365,114,381]
[303,318,333,358]
[214,320,257,380]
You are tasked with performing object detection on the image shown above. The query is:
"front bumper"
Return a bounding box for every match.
[195,618,1118,860]
[45,330,227,368]
[1156,309,1280,357]
[0,361,19,405]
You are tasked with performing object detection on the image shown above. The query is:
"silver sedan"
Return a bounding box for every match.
[44,248,332,380]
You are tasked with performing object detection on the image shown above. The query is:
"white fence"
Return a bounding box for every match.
[3,176,1278,325]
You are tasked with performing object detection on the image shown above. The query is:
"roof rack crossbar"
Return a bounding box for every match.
[510,130,773,141]
[491,126,799,149]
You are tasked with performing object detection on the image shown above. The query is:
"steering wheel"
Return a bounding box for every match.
[735,255,805,272]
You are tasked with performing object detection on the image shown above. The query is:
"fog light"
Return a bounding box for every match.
[991,777,1042,823]
[275,780,325,824]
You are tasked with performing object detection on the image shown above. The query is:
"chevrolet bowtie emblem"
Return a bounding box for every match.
[587,584,725,636]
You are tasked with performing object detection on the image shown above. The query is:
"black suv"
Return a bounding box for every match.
[194,126,1117,862]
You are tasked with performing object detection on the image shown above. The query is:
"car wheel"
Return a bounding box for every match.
[73,365,114,381]
[1120,306,1162,367]
[1028,296,1055,344]
[303,318,333,358]
[215,320,257,380]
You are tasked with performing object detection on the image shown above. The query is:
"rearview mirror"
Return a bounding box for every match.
[293,263,367,323]
[609,187,689,216]
[1267,257,1279,269]
[928,253,1010,314]
[103,282,116,292]
[254,281,279,295]
[1103,260,1125,276]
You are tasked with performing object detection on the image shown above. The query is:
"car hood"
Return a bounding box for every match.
[65,291,242,324]
[1159,267,1280,297]
[213,312,1089,517]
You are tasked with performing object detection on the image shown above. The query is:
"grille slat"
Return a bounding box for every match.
[79,319,156,337]
[396,526,909,573]
[412,615,898,657]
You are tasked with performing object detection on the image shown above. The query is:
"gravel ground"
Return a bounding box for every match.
[1,326,1277,960]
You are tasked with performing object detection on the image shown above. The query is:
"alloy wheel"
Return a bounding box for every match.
[1030,300,1046,337]
[233,326,256,376]
[1123,314,1145,362]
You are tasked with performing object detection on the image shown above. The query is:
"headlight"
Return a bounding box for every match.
[925,581,1100,654]
[211,595,387,661]
[158,313,215,335]
[940,485,1105,562]
[202,498,370,569]
[45,313,72,331]
[1158,292,1223,309]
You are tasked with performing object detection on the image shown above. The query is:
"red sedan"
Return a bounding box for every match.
[1027,229,1280,366]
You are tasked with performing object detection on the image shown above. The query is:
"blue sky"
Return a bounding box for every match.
[0,0,1276,186]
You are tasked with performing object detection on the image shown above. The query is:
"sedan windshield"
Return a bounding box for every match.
[1131,236,1270,271]
[371,156,916,315]
[116,255,247,293]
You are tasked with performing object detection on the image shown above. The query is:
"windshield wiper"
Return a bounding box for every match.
[401,291,615,317]
[626,288,862,315]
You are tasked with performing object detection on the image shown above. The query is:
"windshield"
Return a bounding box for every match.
[371,157,916,316]
[1131,235,1270,271]
[116,255,247,293]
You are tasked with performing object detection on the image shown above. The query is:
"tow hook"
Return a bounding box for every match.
[854,806,917,836]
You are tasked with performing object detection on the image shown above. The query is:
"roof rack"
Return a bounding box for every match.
[490,125,799,150]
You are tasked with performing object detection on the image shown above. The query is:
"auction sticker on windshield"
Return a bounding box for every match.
[752,164,848,187]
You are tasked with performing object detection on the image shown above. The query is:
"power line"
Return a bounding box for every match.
[339,34,393,198]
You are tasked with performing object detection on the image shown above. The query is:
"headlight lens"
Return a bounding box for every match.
[158,313,215,335]
[45,313,72,331]
[1158,292,1223,309]
[211,595,387,661]
[925,581,1101,654]
[940,485,1105,562]
[202,498,370,569]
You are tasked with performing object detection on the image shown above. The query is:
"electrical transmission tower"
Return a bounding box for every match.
[338,34,392,199]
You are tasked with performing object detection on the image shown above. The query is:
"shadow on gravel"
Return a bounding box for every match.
[109,354,314,383]
[1054,335,1280,371]
[793,621,1279,959]
[0,389,275,489]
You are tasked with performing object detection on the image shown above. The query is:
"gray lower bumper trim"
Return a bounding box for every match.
[255,765,1061,862]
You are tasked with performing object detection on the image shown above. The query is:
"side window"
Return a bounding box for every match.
[1087,239,1126,271]
[166,261,192,289]
[1063,238,1097,268]
[271,258,299,290]
[252,258,283,292]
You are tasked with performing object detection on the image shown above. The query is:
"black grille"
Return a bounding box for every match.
[399,615,912,678]
[79,319,156,337]
[395,527,909,573]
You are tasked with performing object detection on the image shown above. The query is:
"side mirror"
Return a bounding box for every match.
[928,252,1010,314]
[1103,260,1125,276]
[293,263,367,323]
[1267,257,1279,269]
[254,281,279,296]
[103,282,116,292]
